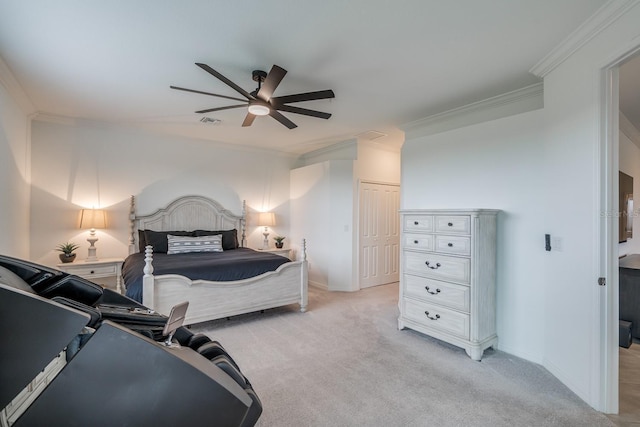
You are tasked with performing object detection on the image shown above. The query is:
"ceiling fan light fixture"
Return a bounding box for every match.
[248,103,270,116]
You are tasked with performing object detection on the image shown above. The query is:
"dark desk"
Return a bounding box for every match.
[619,254,640,338]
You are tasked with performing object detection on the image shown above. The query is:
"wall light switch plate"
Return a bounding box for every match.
[551,236,563,252]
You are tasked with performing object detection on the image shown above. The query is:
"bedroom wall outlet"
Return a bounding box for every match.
[545,234,551,251]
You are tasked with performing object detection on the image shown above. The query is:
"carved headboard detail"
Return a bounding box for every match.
[129,195,246,254]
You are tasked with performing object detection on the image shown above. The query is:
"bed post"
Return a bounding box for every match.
[300,238,308,313]
[142,245,155,309]
[128,195,136,255]
[241,200,247,248]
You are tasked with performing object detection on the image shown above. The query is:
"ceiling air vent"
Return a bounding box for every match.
[200,117,221,125]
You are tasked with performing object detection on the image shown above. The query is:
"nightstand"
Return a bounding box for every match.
[256,248,292,259]
[57,258,124,294]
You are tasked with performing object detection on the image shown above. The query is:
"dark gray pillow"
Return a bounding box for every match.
[193,229,239,250]
[138,229,147,252]
[143,230,193,253]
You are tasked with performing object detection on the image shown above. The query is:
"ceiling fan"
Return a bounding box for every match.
[170,63,335,129]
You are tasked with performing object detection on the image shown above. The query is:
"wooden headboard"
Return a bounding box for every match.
[128,195,246,254]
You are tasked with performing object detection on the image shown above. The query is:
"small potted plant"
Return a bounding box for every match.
[273,236,285,249]
[56,242,79,263]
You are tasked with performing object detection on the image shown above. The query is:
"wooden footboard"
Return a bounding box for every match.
[141,241,309,326]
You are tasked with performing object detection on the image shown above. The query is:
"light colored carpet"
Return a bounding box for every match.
[191,283,613,427]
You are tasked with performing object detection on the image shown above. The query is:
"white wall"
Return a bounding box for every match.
[29,118,295,266]
[619,118,640,256]
[402,110,547,363]
[290,160,354,291]
[401,3,640,410]
[291,139,402,291]
[0,78,31,258]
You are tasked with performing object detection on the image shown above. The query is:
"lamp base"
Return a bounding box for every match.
[262,232,270,250]
[86,237,99,262]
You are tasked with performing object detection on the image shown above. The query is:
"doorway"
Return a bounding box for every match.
[609,52,640,423]
[358,181,400,289]
[601,46,640,417]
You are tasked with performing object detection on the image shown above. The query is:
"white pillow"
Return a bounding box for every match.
[167,234,224,254]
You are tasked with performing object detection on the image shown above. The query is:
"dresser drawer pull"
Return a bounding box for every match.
[425,261,441,270]
[424,311,440,320]
[414,221,419,225]
[90,270,95,274]
[425,286,441,295]
[447,242,453,247]
[448,222,453,226]
[414,240,419,244]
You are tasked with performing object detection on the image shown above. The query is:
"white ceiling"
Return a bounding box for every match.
[0,0,609,154]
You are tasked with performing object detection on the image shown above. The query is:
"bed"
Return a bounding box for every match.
[122,195,308,326]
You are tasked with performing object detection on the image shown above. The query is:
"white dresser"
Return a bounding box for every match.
[398,209,499,360]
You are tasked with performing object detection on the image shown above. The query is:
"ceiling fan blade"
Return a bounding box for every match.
[195,104,247,114]
[274,104,331,119]
[170,86,247,103]
[257,65,287,101]
[196,63,254,100]
[271,89,335,105]
[242,113,256,127]
[269,110,297,129]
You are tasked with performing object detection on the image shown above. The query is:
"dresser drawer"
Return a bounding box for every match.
[403,298,470,339]
[404,215,434,232]
[404,251,470,284]
[435,235,471,256]
[404,274,469,312]
[435,215,470,234]
[403,233,434,251]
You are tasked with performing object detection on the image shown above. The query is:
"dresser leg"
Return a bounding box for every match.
[465,347,484,361]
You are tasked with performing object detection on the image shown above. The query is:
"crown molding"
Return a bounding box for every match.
[401,83,543,140]
[530,0,639,78]
[620,111,640,148]
[298,139,358,165]
[0,55,35,114]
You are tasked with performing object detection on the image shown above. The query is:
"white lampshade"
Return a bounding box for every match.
[258,212,275,227]
[79,209,107,230]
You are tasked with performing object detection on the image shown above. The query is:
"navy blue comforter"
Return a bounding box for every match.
[123,248,290,303]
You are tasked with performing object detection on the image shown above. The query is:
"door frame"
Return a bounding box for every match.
[356,179,400,290]
[599,43,640,414]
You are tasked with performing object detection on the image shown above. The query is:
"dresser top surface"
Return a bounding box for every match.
[620,254,640,270]
[400,209,500,215]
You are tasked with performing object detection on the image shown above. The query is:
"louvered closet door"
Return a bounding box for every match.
[359,182,400,288]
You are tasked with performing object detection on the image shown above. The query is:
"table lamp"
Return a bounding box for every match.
[79,209,107,261]
[258,212,275,250]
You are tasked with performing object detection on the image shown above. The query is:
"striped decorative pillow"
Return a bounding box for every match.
[167,234,223,254]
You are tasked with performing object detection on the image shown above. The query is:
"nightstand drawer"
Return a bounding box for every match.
[67,264,117,277]
[403,298,469,339]
[404,274,469,312]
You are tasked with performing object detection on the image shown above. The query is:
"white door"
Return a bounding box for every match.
[359,182,400,288]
